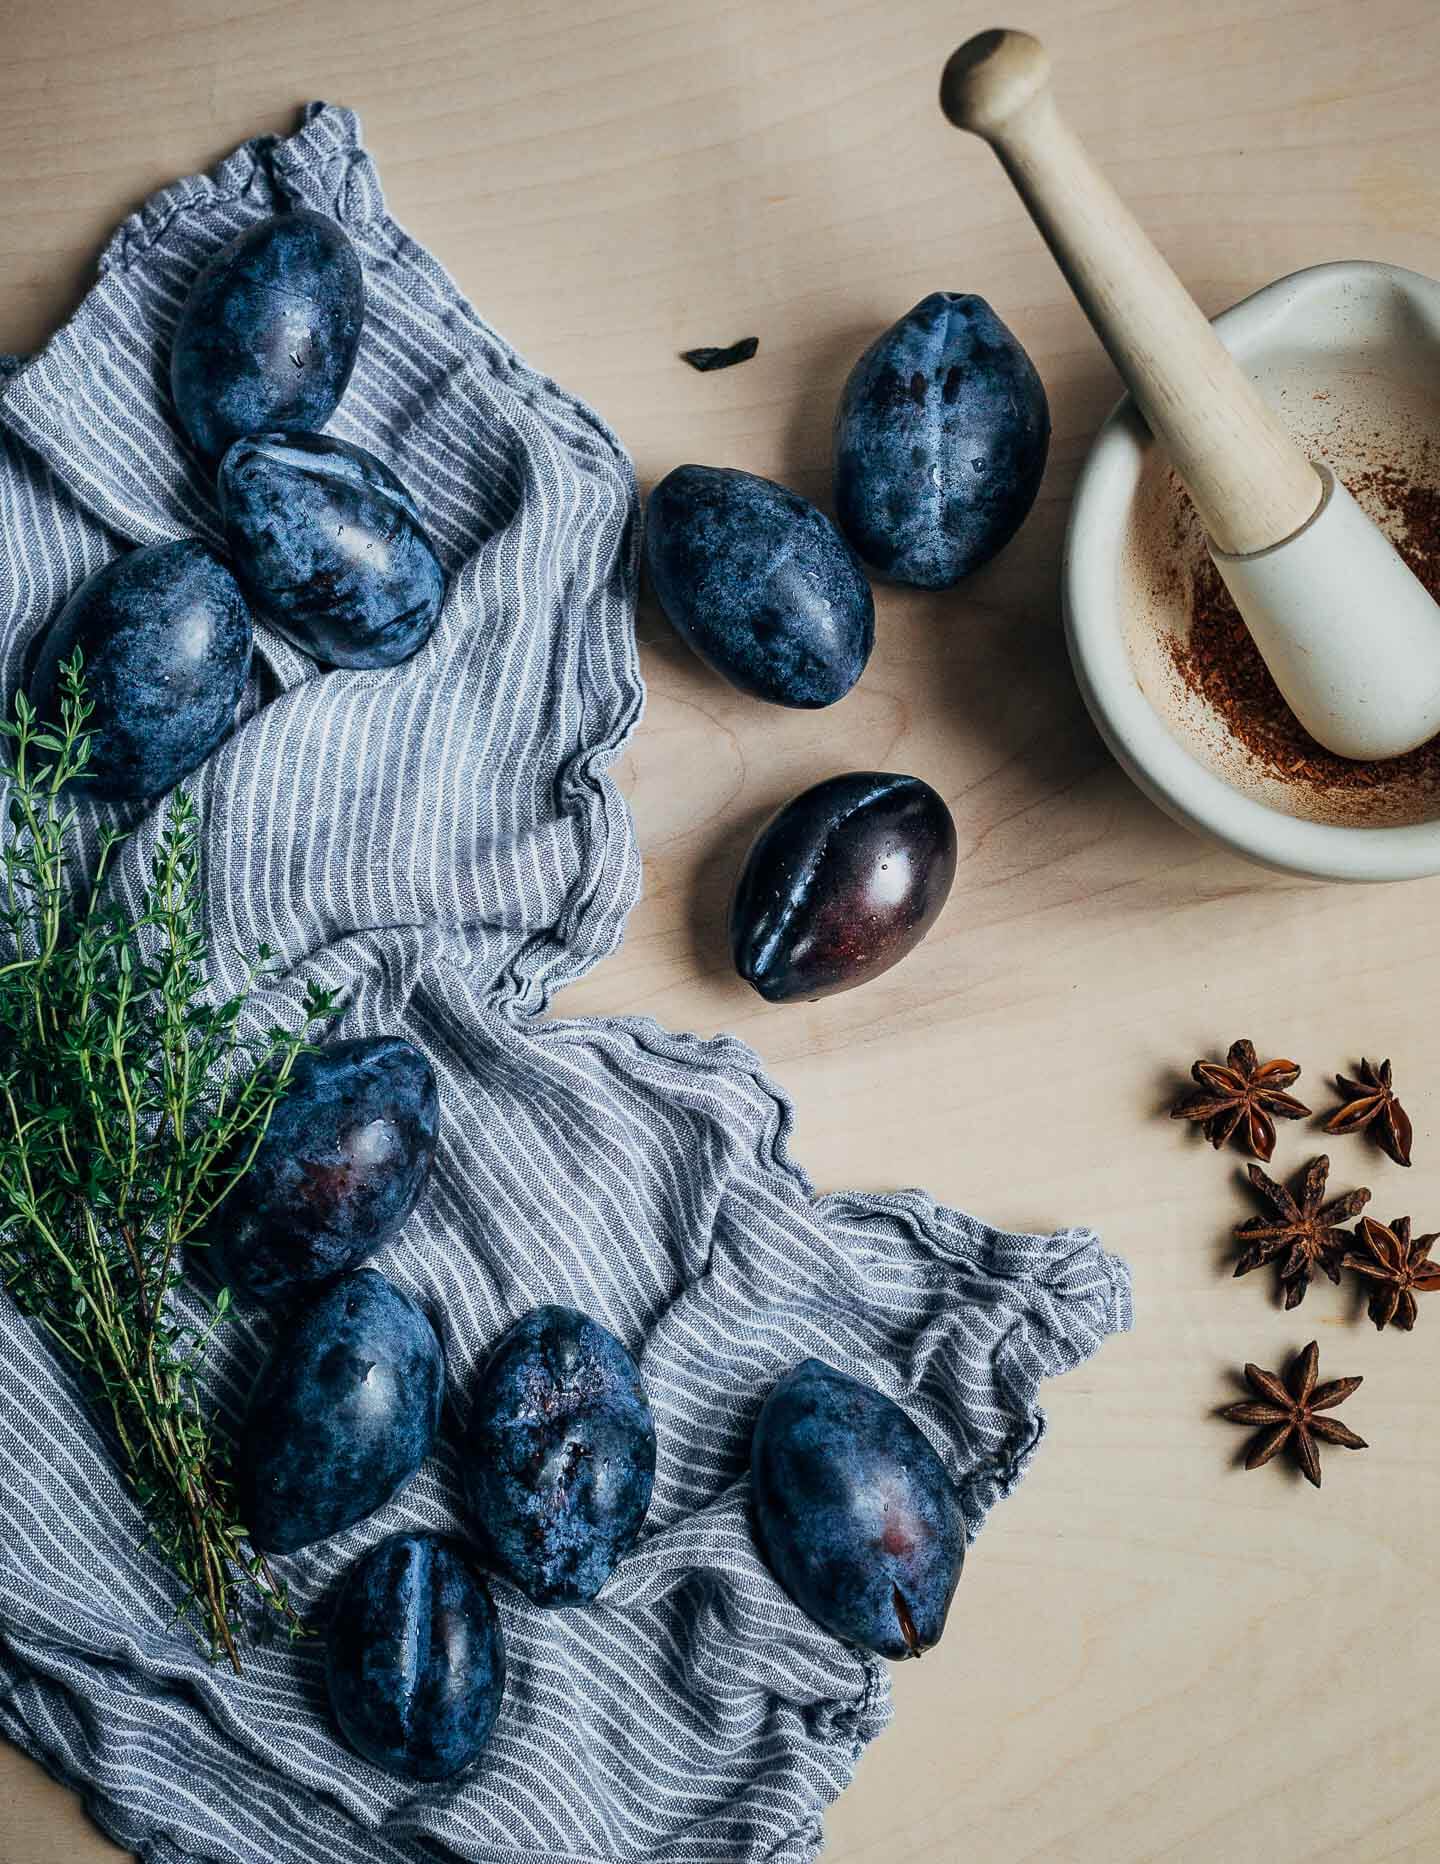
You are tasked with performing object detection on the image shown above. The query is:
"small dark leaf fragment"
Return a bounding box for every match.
[680,336,760,372]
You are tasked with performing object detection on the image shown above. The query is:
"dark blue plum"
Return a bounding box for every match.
[326,1533,505,1782]
[28,541,252,801]
[236,1269,444,1555]
[731,772,956,1003]
[214,1036,439,1302]
[833,292,1050,588]
[644,466,874,707]
[170,210,365,461]
[464,1306,656,1607]
[750,1359,965,1659]
[218,433,446,669]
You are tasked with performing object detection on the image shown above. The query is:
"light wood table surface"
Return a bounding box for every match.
[5,2,1440,1859]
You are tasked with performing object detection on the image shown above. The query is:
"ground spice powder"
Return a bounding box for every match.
[1167,459,1440,795]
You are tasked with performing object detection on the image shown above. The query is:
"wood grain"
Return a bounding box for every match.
[4,2,1440,1860]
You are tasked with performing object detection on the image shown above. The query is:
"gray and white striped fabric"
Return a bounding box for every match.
[0,107,1131,1864]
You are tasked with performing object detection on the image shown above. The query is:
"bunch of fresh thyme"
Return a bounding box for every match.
[0,656,337,1669]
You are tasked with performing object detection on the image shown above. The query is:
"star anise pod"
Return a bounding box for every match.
[1219,1341,1366,1488]
[1170,1038,1308,1161]
[1324,1057,1413,1167]
[1341,1214,1440,1331]
[1233,1155,1370,1309]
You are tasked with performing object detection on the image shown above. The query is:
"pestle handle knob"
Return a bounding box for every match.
[940,27,1053,137]
[940,29,1322,557]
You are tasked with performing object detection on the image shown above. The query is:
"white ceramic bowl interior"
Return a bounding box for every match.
[1064,260,1440,881]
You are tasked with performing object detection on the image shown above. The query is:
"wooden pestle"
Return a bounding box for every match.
[940,29,1321,556]
[940,28,1440,761]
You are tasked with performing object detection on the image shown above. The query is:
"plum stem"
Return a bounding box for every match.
[893,1586,922,1658]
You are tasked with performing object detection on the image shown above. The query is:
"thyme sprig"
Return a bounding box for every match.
[0,656,337,1669]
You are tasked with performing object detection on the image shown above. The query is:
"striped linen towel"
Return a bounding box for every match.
[0,106,1132,1864]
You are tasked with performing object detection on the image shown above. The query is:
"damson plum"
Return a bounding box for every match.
[730,772,956,1003]
[219,434,446,669]
[833,293,1050,587]
[236,1269,444,1554]
[326,1533,505,1781]
[28,542,252,801]
[750,1359,965,1659]
[464,1307,656,1607]
[215,1036,439,1301]
[170,210,365,460]
[644,466,874,707]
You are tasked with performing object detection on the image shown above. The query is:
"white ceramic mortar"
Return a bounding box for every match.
[1063,260,1440,881]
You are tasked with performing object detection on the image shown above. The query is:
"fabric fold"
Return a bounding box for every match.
[0,106,1130,1864]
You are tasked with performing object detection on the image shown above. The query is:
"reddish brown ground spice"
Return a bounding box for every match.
[1168,462,1440,792]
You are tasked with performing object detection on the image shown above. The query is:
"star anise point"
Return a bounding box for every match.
[1325,1057,1414,1168]
[1341,1213,1440,1332]
[1220,1342,1366,1488]
[1232,1155,1370,1309]
[1170,1038,1309,1162]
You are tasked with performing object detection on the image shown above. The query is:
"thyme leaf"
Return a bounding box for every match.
[0,654,338,1669]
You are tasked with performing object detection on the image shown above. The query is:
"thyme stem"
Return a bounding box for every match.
[0,657,338,1667]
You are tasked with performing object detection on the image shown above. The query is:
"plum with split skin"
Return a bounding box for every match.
[170,209,365,461]
[218,432,446,669]
[236,1268,444,1554]
[750,1358,966,1659]
[644,465,874,707]
[27,541,252,801]
[833,292,1050,588]
[214,1035,439,1302]
[730,772,957,1002]
[464,1306,656,1607]
[325,1532,505,1782]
